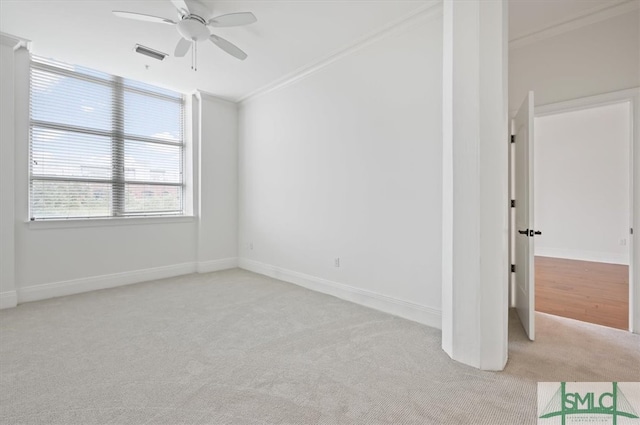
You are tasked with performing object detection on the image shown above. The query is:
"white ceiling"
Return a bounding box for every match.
[0,0,430,100]
[0,0,628,101]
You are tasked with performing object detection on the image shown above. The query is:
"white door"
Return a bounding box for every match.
[514,91,536,340]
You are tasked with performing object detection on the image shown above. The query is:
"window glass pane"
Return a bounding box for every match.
[31,128,112,180]
[31,68,112,131]
[124,184,182,214]
[124,79,180,98]
[34,57,111,81]
[31,180,112,219]
[29,56,185,220]
[124,90,182,141]
[124,140,181,183]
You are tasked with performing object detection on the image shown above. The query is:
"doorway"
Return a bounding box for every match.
[533,101,632,330]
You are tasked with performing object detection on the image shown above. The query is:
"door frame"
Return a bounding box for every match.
[517,87,640,333]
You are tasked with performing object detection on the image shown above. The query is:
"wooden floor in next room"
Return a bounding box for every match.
[535,256,629,330]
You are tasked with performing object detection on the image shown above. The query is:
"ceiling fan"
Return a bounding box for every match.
[113,0,256,69]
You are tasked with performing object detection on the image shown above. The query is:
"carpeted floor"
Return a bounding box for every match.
[1,269,638,424]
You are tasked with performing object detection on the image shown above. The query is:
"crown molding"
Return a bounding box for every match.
[195,90,237,106]
[0,32,30,50]
[509,87,640,118]
[237,1,442,105]
[535,87,639,117]
[509,0,639,51]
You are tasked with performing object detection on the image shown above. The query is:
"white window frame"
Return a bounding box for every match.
[28,58,191,223]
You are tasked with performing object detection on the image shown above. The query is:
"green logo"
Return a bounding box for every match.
[539,382,639,425]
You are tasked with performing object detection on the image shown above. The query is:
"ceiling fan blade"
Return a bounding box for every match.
[182,0,213,19]
[209,34,248,60]
[113,11,176,25]
[170,0,189,16]
[208,12,257,28]
[174,38,192,57]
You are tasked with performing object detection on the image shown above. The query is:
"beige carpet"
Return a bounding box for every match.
[0,269,638,424]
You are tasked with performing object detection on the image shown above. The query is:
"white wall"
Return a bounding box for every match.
[197,94,238,270]
[534,102,631,265]
[238,12,443,327]
[509,12,640,111]
[0,41,238,306]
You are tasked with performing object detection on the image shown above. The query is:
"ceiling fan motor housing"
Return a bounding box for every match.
[177,16,209,41]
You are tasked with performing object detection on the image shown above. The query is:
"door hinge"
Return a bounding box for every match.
[510,199,515,208]
[511,264,516,273]
[510,135,515,143]
[631,228,634,235]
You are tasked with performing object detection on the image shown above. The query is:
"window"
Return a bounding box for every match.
[29,57,185,220]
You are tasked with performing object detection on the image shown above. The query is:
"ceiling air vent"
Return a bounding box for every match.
[134,44,167,61]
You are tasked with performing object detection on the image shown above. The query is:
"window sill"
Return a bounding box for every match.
[26,215,195,230]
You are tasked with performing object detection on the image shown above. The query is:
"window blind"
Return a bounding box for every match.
[29,57,185,220]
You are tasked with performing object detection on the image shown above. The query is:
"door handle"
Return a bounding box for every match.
[518,229,542,236]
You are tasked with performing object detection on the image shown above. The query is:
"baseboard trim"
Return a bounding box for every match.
[197,257,238,273]
[17,262,198,303]
[0,290,17,309]
[238,258,441,329]
[535,247,628,265]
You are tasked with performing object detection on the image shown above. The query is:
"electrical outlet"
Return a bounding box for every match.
[249,242,254,250]
[620,239,627,246]
[334,257,340,268]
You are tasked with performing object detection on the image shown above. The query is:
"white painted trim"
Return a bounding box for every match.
[0,291,17,310]
[509,0,639,50]
[510,88,640,119]
[0,32,29,49]
[441,0,454,355]
[17,262,197,303]
[196,90,237,105]
[27,215,195,230]
[238,258,441,329]
[535,88,640,117]
[535,248,629,266]
[197,257,238,273]
[237,1,442,104]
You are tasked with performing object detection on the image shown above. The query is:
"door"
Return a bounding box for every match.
[514,91,535,340]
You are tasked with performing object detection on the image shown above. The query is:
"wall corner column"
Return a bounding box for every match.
[441,0,509,370]
[194,92,239,273]
[0,34,28,309]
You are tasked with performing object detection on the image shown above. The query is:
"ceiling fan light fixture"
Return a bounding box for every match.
[134,44,168,61]
[177,17,210,41]
[114,0,256,67]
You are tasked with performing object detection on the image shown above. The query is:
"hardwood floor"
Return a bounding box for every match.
[535,256,629,330]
